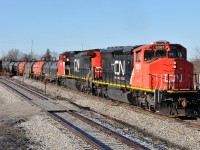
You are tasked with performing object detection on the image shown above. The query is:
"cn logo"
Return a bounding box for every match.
[114,60,125,75]
[164,74,182,83]
[74,59,80,72]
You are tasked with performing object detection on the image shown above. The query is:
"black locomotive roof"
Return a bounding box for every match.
[100,45,143,53]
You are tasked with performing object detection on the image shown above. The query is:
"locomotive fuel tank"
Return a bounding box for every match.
[107,86,134,104]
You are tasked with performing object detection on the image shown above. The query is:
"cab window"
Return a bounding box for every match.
[177,51,186,58]
[144,50,154,61]
[168,50,177,58]
[168,50,186,58]
[155,50,166,57]
[136,51,141,62]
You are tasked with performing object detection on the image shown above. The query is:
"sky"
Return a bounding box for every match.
[0,0,200,59]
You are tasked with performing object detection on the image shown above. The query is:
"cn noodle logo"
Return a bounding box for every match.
[114,60,125,76]
[74,59,80,72]
[164,74,182,83]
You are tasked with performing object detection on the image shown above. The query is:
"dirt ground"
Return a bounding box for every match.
[0,84,41,149]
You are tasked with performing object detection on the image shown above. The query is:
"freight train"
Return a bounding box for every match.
[2,41,200,116]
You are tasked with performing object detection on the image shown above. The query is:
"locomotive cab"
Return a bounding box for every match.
[131,41,200,116]
[131,41,193,91]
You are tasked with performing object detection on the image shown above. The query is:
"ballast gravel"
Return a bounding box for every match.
[0,80,89,149]
[0,84,21,104]
[12,76,200,150]
[18,113,91,150]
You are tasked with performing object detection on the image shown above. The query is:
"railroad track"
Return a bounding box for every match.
[72,87,200,129]
[0,77,146,150]
[57,86,200,130]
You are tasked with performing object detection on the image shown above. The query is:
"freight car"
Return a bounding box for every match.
[43,57,58,82]
[2,59,11,72]
[8,61,16,75]
[32,57,46,80]
[18,59,28,75]
[24,59,36,78]
[57,41,200,116]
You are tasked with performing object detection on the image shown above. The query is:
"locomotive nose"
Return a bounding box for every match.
[164,59,193,90]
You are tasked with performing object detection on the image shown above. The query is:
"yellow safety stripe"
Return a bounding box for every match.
[57,74,198,94]
[167,90,198,93]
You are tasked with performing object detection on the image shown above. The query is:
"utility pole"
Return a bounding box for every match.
[31,40,33,60]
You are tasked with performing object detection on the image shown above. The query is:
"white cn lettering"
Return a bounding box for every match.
[164,74,182,83]
[74,59,80,72]
[114,60,125,75]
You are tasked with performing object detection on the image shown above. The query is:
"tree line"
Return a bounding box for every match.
[0,48,59,61]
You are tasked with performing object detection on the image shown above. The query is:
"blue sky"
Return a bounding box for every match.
[0,0,200,59]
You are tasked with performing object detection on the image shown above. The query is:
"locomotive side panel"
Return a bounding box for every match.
[101,47,134,86]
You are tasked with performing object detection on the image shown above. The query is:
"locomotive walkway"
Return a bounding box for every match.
[0,77,146,150]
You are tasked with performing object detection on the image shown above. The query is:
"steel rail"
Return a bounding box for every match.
[4,79,48,100]
[66,110,145,150]
[47,112,109,150]
[0,79,117,149]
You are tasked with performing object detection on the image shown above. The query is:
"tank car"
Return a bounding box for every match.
[18,59,28,75]
[2,59,12,72]
[12,61,21,76]
[8,61,16,75]
[32,57,46,80]
[43,57,57,82]
[8,60,20,76]
[24,59,36,78]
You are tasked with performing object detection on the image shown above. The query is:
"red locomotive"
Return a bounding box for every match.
[57,41,200,116]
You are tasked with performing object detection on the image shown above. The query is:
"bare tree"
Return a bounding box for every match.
[2,49,21,60]
[191,48,200,72]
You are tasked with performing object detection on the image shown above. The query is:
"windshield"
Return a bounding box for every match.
[168,50,186,58]
[144,50,154,61]
[155,50,166,57]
